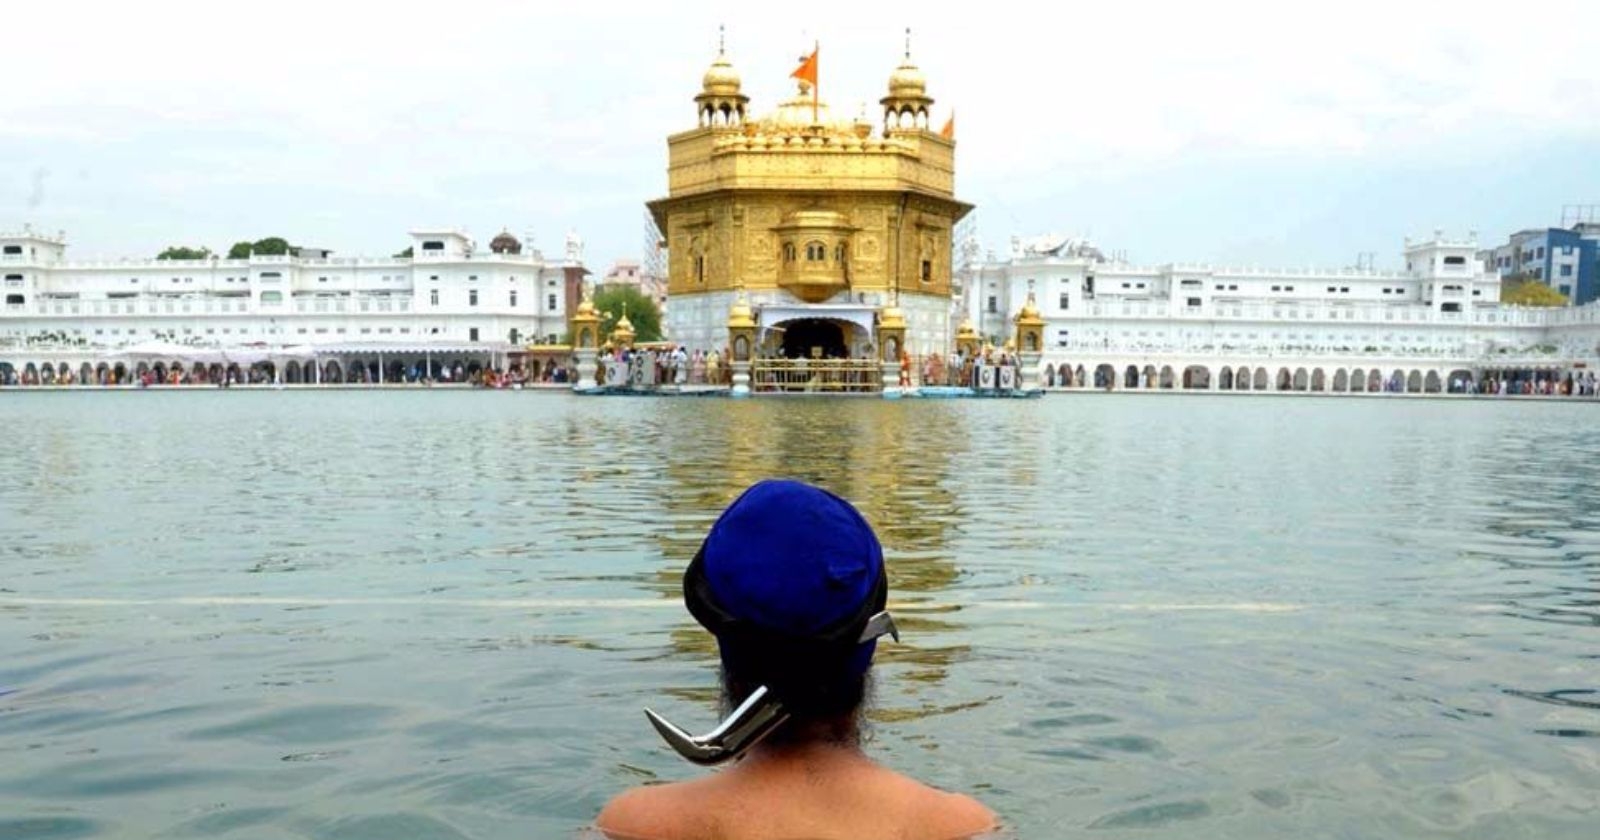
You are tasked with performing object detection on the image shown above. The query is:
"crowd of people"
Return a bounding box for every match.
[599,345,730,387]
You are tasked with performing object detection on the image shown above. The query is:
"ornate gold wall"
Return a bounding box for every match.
[647,48,971,308]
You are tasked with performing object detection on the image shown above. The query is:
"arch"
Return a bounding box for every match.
[206,363,223,383]
[1075,365,1086,388]
[1254,368,1269,390]
[1182,365,1210,390]
[1367,370,1381,392]
[1406,370,1423,393]
[1159,365,1176,389]
[1388,369,1404,393]
[1333,369,1349,392]
[1424,370,1442,394]
[1293,368,1309,391]
[1095,363,1116,389]
[386,360,406,383]
[285,361,303,384]
[1143,364,1158,389]
[113,362,128,384]
[94,362,109,385]
[1219,366,1234,390]
[1350,368,1366,393]
[1311,368,1327,392]
[40,363,56,384]
[1236,365,1251,391]
[1124,365,1139,388]
[322,360,343,383]
[1447,369,1474,393]
[1043,363,1056,388]
[1277,368,1293,391]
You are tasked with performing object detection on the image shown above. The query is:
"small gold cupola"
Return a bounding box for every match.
[696,26,749,129]
[881,28,933,133]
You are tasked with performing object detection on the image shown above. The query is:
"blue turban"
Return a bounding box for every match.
[687,480,886,681]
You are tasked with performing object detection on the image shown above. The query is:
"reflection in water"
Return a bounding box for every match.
[1,393,1598,839]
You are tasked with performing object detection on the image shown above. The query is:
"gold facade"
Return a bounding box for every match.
[647,45,972,307]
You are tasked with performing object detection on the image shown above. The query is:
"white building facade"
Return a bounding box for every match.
[963,232,1600,393]
[1,226,587,384]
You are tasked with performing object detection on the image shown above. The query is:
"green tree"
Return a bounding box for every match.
[156,246,212,260]
[250,237,291,256]
[223,237,293,259]
[394,246,414,258]
[1501,277,1568,307]
[594,284,664,343]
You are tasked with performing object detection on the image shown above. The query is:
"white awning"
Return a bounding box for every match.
[758,304,877,338]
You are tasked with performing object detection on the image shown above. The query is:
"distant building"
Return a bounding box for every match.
[1479,224,1600,304]
[601,259,667,307]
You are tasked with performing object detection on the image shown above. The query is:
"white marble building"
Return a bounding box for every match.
[958,231,1600,392]
[1,226,587,383]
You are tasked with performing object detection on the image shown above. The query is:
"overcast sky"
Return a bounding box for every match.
[3,0,1597,271]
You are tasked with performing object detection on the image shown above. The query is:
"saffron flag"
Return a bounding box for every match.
[940,111,955,140]
[792,47,818,86]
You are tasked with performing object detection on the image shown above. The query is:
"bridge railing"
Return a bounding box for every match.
[751,358,881,393]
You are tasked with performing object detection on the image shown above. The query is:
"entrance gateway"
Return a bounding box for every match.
[779,319,847,359]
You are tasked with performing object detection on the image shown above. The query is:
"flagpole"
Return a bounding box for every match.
[811,41,819,125]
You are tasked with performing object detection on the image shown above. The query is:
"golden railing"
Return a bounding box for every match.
[751,358,882,393]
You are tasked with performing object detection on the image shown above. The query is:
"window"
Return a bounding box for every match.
[1327,286,1337,293]
[509,290,518,307]
[1340,287,1349,293]
[987,295,997,313]
[422,240,444,252]
[1215,284,1225,291]
[1059,292,1070,310]
[318,276,328,283]
[835,244,847,264]
[1560,264,1573,277]
[2,245,20,255]
[695,255,705,283]
[1560,285,1572,297]
[921,260,932,283]
[1228,284,1237,291]
[548,293,557,310]
[1186,297,1202,307]
[805,241,826,262]
[430,289,439,306]
[1271,285,1281,292]
[1537,247,1545,259]
[4,293,23,305]
[468,275,477,282]
[469,289,478,306]
[782,243,796,262]
[469,327,479,342]
[1443,256,1466,266]
[259,272,281,282]
[260,291,283,304]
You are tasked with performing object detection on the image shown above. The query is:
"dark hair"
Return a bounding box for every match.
[720,650,871,748]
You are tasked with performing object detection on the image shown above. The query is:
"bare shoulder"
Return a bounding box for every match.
[595,779,725,840]
[902,779,998,839]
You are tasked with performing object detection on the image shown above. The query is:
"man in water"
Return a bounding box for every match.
[597,479,996,840]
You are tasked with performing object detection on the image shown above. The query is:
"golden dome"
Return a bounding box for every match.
[956,316,977,336]
[615,313,634,331]
[575,297,598,318]
[1018,293,1041,320]
[879,304,907,328]
[727,289,756,328]
[888,58,926,99]
[702,54,741,96]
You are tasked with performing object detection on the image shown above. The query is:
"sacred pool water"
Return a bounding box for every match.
[1,392,1596,839]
